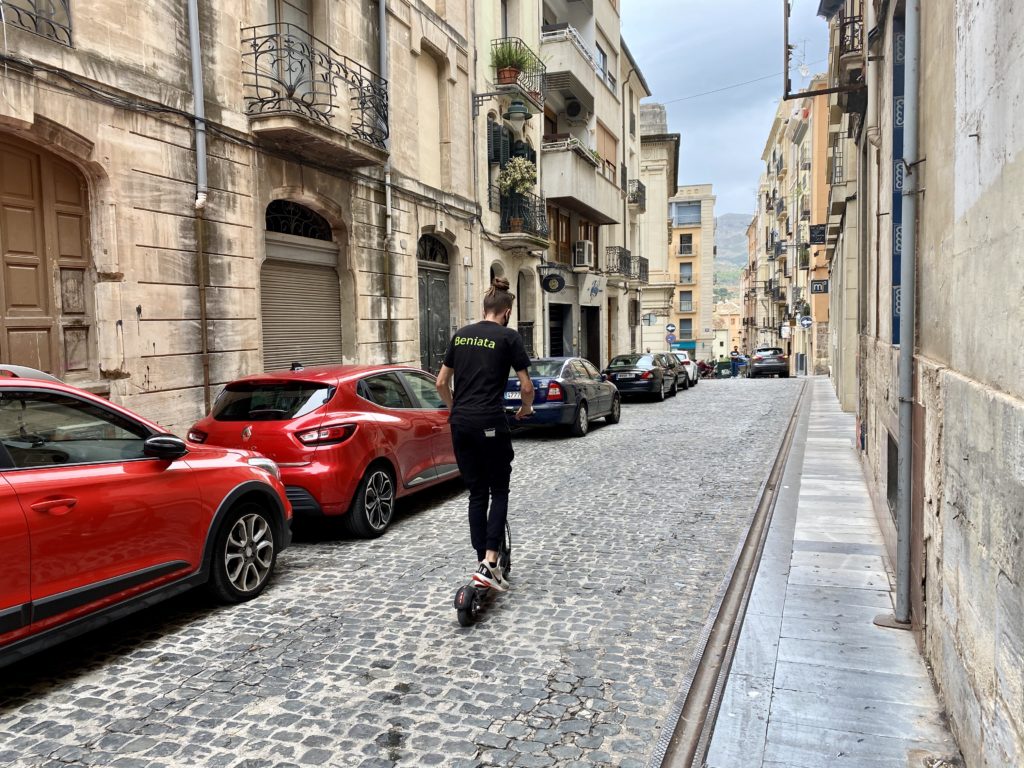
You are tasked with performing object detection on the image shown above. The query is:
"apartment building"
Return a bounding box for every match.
[820,1,1024,763]
[666,185,715,361]
[637,103,681,353]
[0,1,479,432]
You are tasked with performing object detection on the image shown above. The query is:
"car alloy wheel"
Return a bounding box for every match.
[208,502,277,603]
[606,397,621,424]
[570,402,589,437]
[225,512,275,593]
[347,466,396,538]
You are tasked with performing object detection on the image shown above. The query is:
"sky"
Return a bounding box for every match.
[621,0,830,215]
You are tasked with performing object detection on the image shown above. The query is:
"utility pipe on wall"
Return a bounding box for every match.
[380,0,394,364]
[187,0,211,412]
[895,0,920,625]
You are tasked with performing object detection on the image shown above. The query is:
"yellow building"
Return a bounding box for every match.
[662,185,715,360]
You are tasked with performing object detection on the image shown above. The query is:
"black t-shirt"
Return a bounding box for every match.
[442,321,531,430]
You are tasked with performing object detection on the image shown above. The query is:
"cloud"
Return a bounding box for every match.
[623,0,829,213]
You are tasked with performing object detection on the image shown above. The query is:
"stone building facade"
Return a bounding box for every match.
[0,0,666,432]
[662,184,715,360]
[821,0,1024,764]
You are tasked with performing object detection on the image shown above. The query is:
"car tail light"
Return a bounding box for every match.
[546,382,563,401]
[640,371,652,379]
[777,355,787,362]
[187,428,207,443]
[297,423,357,446]
[753,355,763,362]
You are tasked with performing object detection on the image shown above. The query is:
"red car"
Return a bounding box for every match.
[0,366,291,668]
[188,365,459,538]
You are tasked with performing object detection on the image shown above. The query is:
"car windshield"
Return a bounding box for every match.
[608,355,654,369]
[511,360,563,378]
[756,348,784,356]
[673,353,691,363]
[212,381,335,421]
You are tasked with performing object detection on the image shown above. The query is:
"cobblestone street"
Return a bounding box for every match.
[1,379,802,768]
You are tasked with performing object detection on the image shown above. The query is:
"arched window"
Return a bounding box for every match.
[265,200,332,241]
[416,235,449,265]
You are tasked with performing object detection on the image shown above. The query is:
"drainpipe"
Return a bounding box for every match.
[621,65,637,357]
[895,0,920,625]
[380,0,394,363]
[187,0,211,412]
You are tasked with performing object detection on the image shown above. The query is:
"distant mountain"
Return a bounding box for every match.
[713,213,753,301]
[716,213,753,268]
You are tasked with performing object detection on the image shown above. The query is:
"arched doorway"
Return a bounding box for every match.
[0,136,91,377]
[516,268,537,357]
[260,200,342,370]
[417,234,450,373]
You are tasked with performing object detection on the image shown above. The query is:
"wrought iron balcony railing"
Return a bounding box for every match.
[678,301,694,313]
[627,179,647,211]
[4,0,72,46]
[491,37,545,105]
[604,246,632,276]
[839,12,864,58]
[678,276,696,285]
[629,256,649,284]
[678,245,694,256]
[489,186,549,240]
[241,24,389,150]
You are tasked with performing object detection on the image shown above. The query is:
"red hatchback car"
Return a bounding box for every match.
[0,367,292,668]
[188,365,459,538]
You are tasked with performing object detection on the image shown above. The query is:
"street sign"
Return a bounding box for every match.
[666,334,676,343]
[541,273,565,293]
[800,315,813,329]
[810,279,829,294]
[809,224,827,244]
[666,323,676,333]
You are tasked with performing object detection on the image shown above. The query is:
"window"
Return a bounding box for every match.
[0,391,150,469]
[678,319,693,340]
[581,360,601,379]
[596,43,608,78]
[596,121,618,172]
[359,374,414,409]
[570,361,590,380]
[213,382,334,421]
[578,219,596,244]
[549,207,571,265]
[401,372,445,409]
[673,202,701,226]
[678,234,693,255]
[679,291,693,312]
[678,263,694,283]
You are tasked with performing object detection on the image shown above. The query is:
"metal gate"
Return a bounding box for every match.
[260,259,343,371]
[418,267,450,373]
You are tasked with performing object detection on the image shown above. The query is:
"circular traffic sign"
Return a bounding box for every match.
[666,333,676,343]
[799,315,813,328]
[666,323,677,333]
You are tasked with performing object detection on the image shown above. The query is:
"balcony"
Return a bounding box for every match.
[604,246,633,283]
[772,288,787,303]
[627,179,647,212]
[678,301,694,313]
[541,139,621,225]
[488,186,550,250]
[629,256,649,285]
[242,24,389,169]
[677,245,694,256]
[539,24,597,114]
[490,38,546,112]
[4,0,72,46]
[678,276,696,285]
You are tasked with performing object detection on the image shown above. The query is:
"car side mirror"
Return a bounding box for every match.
[600,373,608,381]
[144,434,189,461]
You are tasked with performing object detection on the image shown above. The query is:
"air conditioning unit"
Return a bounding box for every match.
[565,98,590,125]
[573,240,595,271]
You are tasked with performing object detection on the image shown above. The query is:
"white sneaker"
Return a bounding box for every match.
[471,560,508,591]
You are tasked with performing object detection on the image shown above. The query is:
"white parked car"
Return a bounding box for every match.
[670,351,699,387]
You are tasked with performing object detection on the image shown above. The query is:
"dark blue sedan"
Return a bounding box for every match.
[504,357,621,437]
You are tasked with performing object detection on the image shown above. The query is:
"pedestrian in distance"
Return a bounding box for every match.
[730,345,741,378]
[435,276,534,592]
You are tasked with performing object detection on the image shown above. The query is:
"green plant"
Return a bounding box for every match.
[491,41,531,72]
[590,148,601,163]
[496,156,537,196]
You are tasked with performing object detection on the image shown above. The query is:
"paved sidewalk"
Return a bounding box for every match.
[707,377,961,767]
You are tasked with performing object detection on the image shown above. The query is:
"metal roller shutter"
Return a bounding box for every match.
[260,259,343,371]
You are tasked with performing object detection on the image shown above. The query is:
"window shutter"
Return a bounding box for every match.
[487,120,503,164]
[500,126,512,167]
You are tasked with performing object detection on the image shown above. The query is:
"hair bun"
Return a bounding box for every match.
[491,276,511,292]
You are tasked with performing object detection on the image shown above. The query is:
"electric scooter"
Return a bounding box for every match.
[453,521,512,627]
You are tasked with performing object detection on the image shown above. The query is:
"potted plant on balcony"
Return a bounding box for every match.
[492,40,530,85]
[496,157,537,232]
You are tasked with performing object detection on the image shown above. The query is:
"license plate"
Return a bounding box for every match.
[505,391,521,400]
[616,373,635,380]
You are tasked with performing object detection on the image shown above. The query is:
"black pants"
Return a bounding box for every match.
[451,425,514,561]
